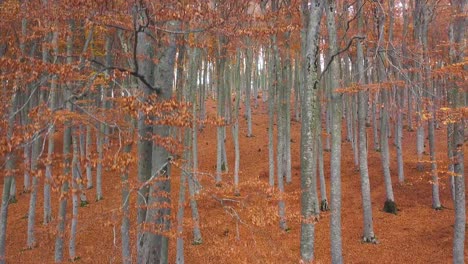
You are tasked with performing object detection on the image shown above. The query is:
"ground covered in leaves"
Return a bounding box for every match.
[2,99,467,263]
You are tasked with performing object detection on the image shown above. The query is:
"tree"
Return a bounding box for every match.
[356,0,377,243]
[374,1,397,214]
[448,1,466,262]
[324,0,344,262]
[0,91,17,264]
[300,0,323,262]
[136,4,178,262]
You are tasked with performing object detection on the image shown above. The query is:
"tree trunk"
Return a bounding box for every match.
[272,34,287,231]
[55,21,74,262]
[27,25,53,246]
[121,119,133,264]
[449,2,466,261]
[44,31,58,224]
[267,47,276,190]
[187,47,202,245]
[325,0,344,262]
[300,1,323,262]
[69,123,81,260]
[136,15,156,262]
[356,0,376,243]
[215,36,227,186]
[375,2,396,213]
[233,50,242,196]
[85,124,93,189]
[175,137,189,264]
[0,91,18,263]
[139,18,177,264]
[244,38,253,137]
[371,90,380,151]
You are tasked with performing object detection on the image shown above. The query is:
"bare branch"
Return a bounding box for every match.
[320,35,365,80]
[90,59,161,94]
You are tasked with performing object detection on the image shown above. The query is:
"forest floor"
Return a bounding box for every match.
[2,99,467,263]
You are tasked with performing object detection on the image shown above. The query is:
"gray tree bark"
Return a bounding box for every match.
[69,122,81,260]
[244,37,253,137]
[139,17,177,264]
[121,118,133,264]
[27,30,50,248]
[449,1,466,262]
[375,2,396,213]
[356,0,376,243]
[325,0,344,262]
[233,50,242,196]
[215,36,227,186]
[44,30,58,224]
[186,47,202,245]
[420,1,442,209]
[267,47,276,190]
[85,124,93,189]
[300,0,323,262]
[136,14,156,263]
[55,21,74,262]
[271,0,288,231]
[0,91,18,264]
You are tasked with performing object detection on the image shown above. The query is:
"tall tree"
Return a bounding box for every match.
[139,14,178,264]
[0,90,18,264]
[375,1,397,214]
[356,0,377,243]
[448,1,466,262]
[325,0,344,262]
[54,20,75,262]
[300,0,323,262]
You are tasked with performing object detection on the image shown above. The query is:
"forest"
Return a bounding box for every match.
[0,0,466,263]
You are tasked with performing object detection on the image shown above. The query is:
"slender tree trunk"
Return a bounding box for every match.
[317,109,329,211]
[85,124,93,189]
[395,83,405,183]
[325,1,344,262]
[69,123,81,260]
[9,179,16,204]
[0,91,18,263]
[26,92,41,249]
[121,118,133,264]
[272,33,287,231]
[449,2,466,261]
[139,18,177,264]
[294,57,301,122]
[55,21,74,262]
[187,47,202,245]
[356,0,376,243]
[267,48,276,190]
[20,16,31,193]
[136,19,155,263]
[199,57,208,131]
[375,2,396,213]
[233,50,242,196]
[176,128,191,263]
[245,38,253,137]
[421,2,442,209]
[44,31,59,225]
[396,0,409,183]
[300,1,323,262]
[215,36,227,185]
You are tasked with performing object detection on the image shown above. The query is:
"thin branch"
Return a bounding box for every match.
[320,35,365,80]
[90,59,161,94]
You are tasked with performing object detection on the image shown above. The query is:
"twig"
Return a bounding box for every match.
[90,59,161,94]
[320,35,365,81]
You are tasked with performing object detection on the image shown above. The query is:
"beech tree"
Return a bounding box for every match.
[448,1,466,262]
[300,1,323,262]
[355,0,377,243]
[0,0,465,263]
